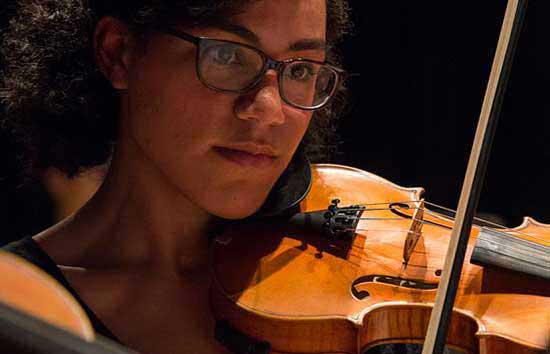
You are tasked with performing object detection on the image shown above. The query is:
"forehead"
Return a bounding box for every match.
[230,0,327,46]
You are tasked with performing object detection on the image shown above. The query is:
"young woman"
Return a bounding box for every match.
[1,0,351,353]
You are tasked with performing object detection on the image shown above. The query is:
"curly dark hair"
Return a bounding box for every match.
[0,0,351,178]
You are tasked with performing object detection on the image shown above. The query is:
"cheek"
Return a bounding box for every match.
[126,48,220,152]
[282,107,313,150]
[124,50,222,179]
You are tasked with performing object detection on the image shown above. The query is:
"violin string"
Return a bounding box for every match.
[335,200,547,243]
[352,228,422,235]
[357,217,412,221]
[351,199,505,230]
[354,207,397,212]
[354,200,421,207]
[349,222,546,245]
[421,203,547,243]
[359,213,546,243]
[340,200,424,213]
[423,201,507,229]
[347,199,505,227]
[345,215,433,230]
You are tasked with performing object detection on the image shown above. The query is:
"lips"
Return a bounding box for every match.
[213,144,278,168]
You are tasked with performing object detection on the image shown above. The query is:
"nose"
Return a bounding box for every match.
[234,72,285,126]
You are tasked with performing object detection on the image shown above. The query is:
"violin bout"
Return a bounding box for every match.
[211,164,550,354]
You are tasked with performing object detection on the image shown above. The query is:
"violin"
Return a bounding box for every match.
[1,166,546,354]
[0,163,547,354]
[0,251,94,340]
[210,163,550,354]
[210,5,549,352]
[210,4,549,345]
[0,1,545,354]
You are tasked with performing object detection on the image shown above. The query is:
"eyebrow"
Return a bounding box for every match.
[289,39,327,52]
[212,22,327,53]
[212,22,261,45]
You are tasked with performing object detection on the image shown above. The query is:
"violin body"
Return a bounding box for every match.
[211,164,550,354]
[0,251,94,340]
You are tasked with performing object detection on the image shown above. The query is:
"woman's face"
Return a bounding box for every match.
[122,0,327,219]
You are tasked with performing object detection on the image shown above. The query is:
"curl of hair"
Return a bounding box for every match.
[0,0,352,178]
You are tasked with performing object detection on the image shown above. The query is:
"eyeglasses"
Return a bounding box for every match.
[156,27,344,111]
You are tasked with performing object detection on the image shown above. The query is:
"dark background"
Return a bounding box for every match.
[1,0,549,245]
[338,0,549,226]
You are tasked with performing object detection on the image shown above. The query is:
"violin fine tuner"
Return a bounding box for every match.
[322,199,365,242]
[285,199,365,244]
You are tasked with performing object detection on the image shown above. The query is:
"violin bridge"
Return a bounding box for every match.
[403,199,425,265]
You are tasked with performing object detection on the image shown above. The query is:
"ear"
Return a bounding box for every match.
[93,16,135,90]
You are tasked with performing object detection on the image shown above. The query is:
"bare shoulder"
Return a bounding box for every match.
[32,215,87,265]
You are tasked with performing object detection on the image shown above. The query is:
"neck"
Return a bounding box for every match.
[38,133,216,274]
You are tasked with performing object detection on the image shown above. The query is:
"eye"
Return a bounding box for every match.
[211,44,242,65]
[288,63,316,81]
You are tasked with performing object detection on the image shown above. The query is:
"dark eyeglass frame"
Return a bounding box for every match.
[156,27,344,111]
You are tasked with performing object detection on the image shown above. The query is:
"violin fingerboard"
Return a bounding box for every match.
[471,227,549,280]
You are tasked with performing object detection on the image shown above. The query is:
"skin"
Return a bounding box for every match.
[34,0,327,353]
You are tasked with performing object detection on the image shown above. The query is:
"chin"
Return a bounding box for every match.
[210,208,259,220]
[204,188,270,220]
[208,200,264,220]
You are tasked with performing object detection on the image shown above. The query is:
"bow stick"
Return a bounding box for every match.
[421,1,528,353]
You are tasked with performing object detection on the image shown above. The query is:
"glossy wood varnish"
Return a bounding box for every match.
[0,251,94,341]
[211,164,550,354]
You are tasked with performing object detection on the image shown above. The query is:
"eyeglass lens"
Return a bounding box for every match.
[197,39,337,109]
